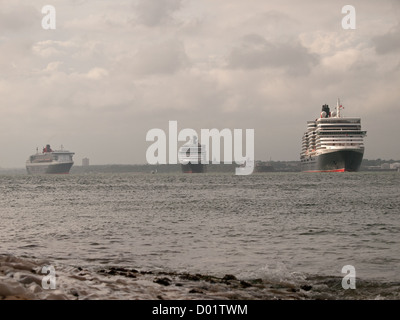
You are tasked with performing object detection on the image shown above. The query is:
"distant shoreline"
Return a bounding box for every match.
[0,160,399,174]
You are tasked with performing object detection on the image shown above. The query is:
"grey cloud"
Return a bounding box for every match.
[372,24,400,55]
[0,4,40,32]
[123,39,189,75]
[228,34,318,75]
[134,0,183,26]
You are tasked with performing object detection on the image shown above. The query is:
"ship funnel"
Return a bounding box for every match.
[321,104,330,118]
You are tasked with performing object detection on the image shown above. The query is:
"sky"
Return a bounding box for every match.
[1,0,399,168]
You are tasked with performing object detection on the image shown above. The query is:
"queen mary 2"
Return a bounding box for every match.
[300,99,367,172]
[26,144,75,174]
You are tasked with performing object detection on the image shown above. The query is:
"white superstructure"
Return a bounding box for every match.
[178,136,206,165]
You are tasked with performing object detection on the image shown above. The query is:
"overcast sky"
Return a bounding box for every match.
[1,0,399,168]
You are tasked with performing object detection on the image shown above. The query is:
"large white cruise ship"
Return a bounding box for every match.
[300,99,367,172]
[178,136,207,173]
[26,144,75,174]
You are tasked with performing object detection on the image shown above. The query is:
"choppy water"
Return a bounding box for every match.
[1,172,399,299]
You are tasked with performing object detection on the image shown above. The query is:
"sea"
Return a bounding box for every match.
[1,171,399,300]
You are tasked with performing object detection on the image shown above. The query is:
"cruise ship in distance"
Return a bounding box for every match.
[26,144,75,174]
[300,99,367,172]
[254,160,274,172]
[178,136,206,173]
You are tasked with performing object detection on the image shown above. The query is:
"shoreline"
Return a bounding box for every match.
[1,254,399,300]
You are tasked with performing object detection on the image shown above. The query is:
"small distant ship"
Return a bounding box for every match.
[300,99,367,172]
[236,159,273,174]
[26,144,75,174]
[254,161,274,172]
[178,136,206,173]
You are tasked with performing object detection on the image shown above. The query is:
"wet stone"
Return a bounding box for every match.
[140,271,153,275]
[240,280,252,288]
[222,274,237,281]
[250,278,263,284]
[126,272,136,278]
[69,289,79,297]
[300,285,312,291]
[180,274,200,281]
[189,289,203,294]
[154,277,172,286]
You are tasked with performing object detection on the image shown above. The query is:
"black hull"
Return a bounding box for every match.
[181,162,206,173]
[26,162,74,174]
[301,150,363,172]
[255,165,274,173]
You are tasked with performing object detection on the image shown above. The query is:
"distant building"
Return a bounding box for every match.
[381,163,390,169]
[390,163,400,170]
[82,158,90,167]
